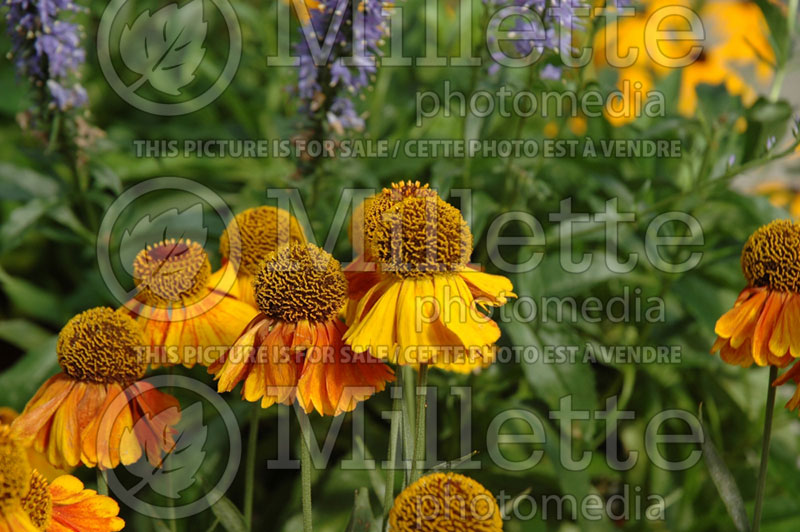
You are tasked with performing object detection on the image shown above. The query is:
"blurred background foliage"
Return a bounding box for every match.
[1,0,800,530]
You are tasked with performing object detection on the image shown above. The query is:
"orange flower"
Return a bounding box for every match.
[0,425,39,532]
[22,471,124,532]
[122,238,259,368]
[712,220,800,367]
[343,182,515,373]
[210,243,394,415]
[209,206,306,309]
[12,307,181,470]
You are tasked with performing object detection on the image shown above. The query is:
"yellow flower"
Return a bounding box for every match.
[12,308,181,470]
[0,408,69,482]
[211,206,306,309]
[122,238,259,368]
[594,0,773,122]
[343,182,514,373]
[210,243,394,415]
[711,220,800,367]
[22,471,124,532]
[753,180,800,219]
[388,472,503,531]
[0,425,38,532]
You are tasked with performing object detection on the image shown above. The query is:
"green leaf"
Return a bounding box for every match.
[0,266,69,326]
[0,163,59,201]
[344,488,380,532]
[209,493,247,532]
[0,336,59,411]
[700,413,750,532]
[0,319,52,351]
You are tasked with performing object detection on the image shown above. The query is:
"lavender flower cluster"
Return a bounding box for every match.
[4,0,87,112]
[296,0,387,133]
[487,0,590,80]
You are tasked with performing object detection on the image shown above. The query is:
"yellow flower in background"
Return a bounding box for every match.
[123,238,259,368]
[753,180,800,219]
[211,206,307,309]
[0,408,69,482]
[343,181,515,373]
[388,472,503,531]
[712,221,800,367]
[210,243,394,414]
[594,0,774,123]
[22,471,125,532]
[12,308,181,470]
[0,425,38,532]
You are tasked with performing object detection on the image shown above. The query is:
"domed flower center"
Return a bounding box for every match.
[220,206,306,276]
[133,239,211,305]
[253,243,347,323]
[741,219,800,293]
[389,472,502,532]
[21,471,51,530]
[57,307,146,384]
[0,426,31,510]
[369,186,472,277]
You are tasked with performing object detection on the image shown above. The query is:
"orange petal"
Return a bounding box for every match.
[752,291,786,366]
[49,475,125,532]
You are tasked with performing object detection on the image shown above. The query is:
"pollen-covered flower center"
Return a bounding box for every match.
[133,239,211,305]
[253,243,347,323]
[361,181,438,256]
[57,307,146,384]
[220,207,306,276]
[389,472,502,532]
[369,191,472,277]
[21,471,51,530]
[741,220,800,293]
[0,425,31,509]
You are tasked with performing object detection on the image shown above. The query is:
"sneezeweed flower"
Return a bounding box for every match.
[712,220,800,367]
[211,206,307,309]
[210,242,394,415]
[12,307,181,470]
[0,425,38,531]
[21,471,124,532]
[123,238,259,368]
[4,0,88,113]
[296,0,388,132]
[388,472,503,531]
[344,181,515,372]
[0,408,69,482]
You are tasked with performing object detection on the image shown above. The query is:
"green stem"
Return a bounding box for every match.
[752,365,778,532]
[383,386,403,517]
[769,0,798,101]
[244,407,260,532]
[410,364,429,483]
[400,366,415,487]
[299,414,314,532]
[96,469,108,496]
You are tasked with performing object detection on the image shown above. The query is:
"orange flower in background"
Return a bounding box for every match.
[210,242,394,415]
[210,206,307,309]
[0,408,69,482]
[343,181,515,373]
[22,471,124,532]
[388,472,503,531]
[12,307,181,470]
[753,180,800,219]
[712,220,800,367]
[594,0,774,124]
[122,238,259,368]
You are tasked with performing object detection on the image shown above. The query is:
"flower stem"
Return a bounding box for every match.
[383,384,402,517]
[400,365,415,487]
[96,469,108,496]
[752,365,778,532]
[244,406,260,532]
[299,413,314,532]
[410,364,429,483]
